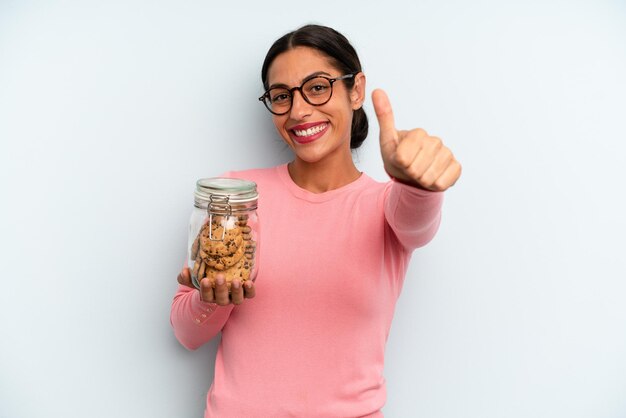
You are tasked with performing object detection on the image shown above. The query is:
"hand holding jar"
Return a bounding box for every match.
[177,267,256,305]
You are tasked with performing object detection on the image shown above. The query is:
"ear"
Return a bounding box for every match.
[350,72,366,110]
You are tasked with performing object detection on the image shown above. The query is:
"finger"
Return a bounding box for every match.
[200,277,215,302]
[243,280,256,299]
[372,89,398,155]
[230,280,244,305]
[397,133,440,179]
[214,274,230,306]
[393,130,427,171]
[177,267,193,288]
[431,159,462,191]
[419,149,457,191]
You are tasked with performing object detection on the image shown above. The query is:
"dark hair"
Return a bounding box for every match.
[261,24,368,150]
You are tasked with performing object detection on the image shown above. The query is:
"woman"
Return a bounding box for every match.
[172,24,461,417]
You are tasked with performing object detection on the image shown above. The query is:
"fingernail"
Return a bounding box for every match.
[232,280,240,289]
[216,276,224,286]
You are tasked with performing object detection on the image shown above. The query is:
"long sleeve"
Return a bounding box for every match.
[384,179,444,251]
[170,284,233,350]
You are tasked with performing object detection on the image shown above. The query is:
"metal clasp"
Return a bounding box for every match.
[207,195,232,241]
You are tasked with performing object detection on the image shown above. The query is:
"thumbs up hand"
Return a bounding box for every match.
[372,89,461,192]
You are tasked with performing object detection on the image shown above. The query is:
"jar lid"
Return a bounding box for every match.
[194,177,258,204]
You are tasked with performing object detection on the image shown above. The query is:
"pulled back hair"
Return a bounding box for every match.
[261,24,368,150]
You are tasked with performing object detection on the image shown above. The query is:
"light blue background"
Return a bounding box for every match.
[1,1,625,417]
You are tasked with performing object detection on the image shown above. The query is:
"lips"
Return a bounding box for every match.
[289,122,329,144]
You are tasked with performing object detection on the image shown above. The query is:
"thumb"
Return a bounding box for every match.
[372,89,398,155]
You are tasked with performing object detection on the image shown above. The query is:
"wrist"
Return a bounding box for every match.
[385,169,430,191]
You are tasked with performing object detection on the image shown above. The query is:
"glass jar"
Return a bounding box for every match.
[187,177,259,290]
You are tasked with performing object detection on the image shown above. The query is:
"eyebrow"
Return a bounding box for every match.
[268,71,333,90]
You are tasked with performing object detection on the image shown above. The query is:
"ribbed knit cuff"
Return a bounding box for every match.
[189,290,219,325]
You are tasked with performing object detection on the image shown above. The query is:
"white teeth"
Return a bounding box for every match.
[293,124,327,137]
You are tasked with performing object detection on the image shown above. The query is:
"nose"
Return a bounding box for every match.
[289,89,312,120]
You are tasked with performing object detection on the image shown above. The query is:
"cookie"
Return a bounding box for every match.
[204,256,253,287]
[191,214,255,288]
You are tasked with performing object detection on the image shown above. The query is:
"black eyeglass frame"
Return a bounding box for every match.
[258,73,356,115]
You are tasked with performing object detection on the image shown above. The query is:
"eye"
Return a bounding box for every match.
[306,82,330,96]
[270,90,291,104]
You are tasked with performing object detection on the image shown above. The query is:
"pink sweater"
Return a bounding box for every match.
[171,164,443,417]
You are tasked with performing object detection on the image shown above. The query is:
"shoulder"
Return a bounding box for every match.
[224,165,281,183]
[223,165,285,197]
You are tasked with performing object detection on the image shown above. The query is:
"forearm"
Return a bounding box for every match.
[170,284,233,350]
[384,179,444,250]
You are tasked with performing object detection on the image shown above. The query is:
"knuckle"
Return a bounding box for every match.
[395,152,412,169]
[440,149,453,165]
[429,136,443,150]
[405,165,422,180]
[433,179,448,191]
[419,173,435,188]
[413,128,427,137]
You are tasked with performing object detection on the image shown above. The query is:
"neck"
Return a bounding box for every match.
[288,154,361,194]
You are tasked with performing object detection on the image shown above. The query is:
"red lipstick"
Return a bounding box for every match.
[289,122,329,144]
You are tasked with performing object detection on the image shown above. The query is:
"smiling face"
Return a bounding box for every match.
[265,46,365,166]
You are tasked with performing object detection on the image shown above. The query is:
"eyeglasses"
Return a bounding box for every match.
[258,74,355,115]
